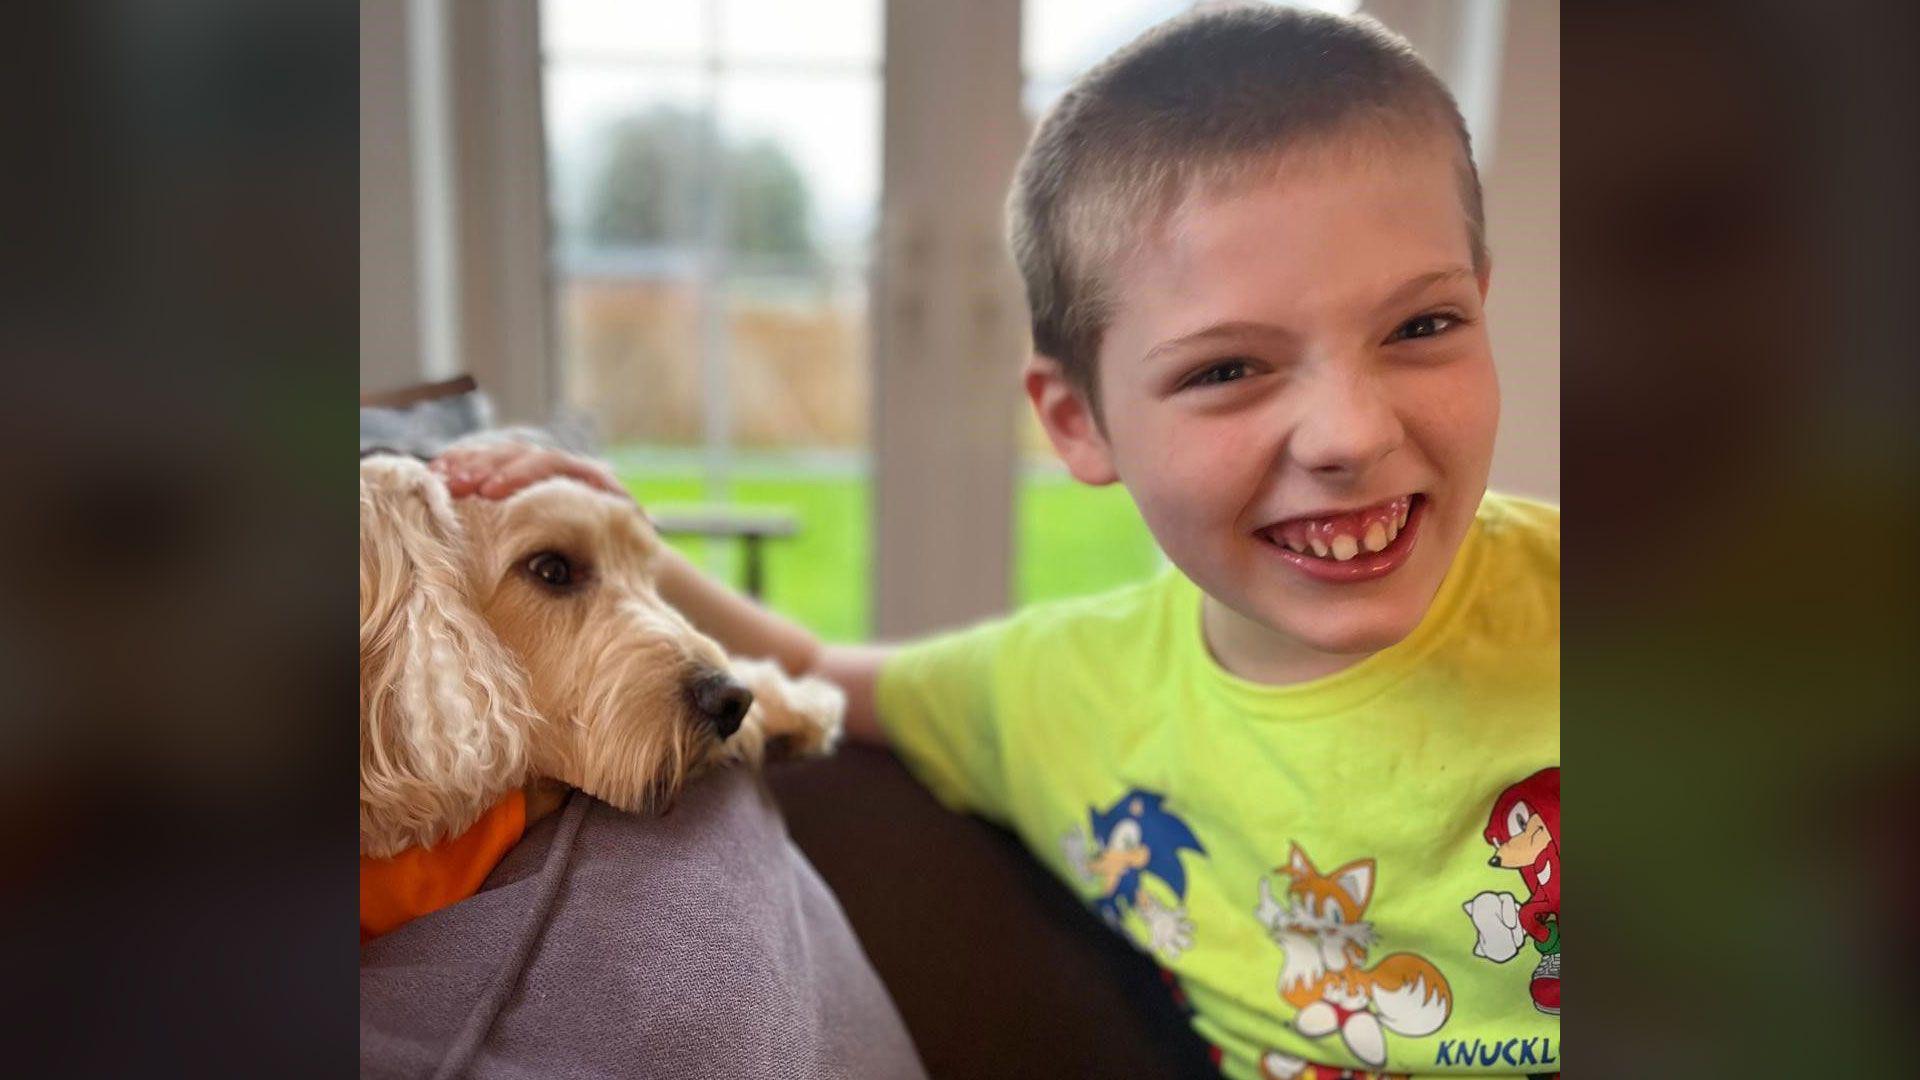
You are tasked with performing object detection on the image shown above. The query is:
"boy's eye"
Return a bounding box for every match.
[1389,312,1460,342]
[1183,359,1251,389]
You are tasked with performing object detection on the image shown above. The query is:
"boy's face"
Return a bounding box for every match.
[1029,137,1499,673]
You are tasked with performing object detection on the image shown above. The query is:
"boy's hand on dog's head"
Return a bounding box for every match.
[430,442,629,502]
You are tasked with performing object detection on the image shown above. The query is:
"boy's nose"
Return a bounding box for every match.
[687,669,754,739]
[1288,369,1404,477]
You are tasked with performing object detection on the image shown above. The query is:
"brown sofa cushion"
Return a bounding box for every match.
[769,744,1220,1079]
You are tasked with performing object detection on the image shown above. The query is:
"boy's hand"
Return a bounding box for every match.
[430,441,628,501]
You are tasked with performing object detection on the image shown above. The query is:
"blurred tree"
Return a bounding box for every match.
[726,138,814,262]
[585,107,703,250]
[586,106,818,267]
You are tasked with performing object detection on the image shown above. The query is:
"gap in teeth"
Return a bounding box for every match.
[1273,500,1408,560]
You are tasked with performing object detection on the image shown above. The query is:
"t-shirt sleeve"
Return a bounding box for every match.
[874,618,1016,823]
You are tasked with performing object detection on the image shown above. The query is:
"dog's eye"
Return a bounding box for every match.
[526,552,573,588]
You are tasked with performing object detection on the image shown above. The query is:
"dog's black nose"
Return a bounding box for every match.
[689,671,753,739]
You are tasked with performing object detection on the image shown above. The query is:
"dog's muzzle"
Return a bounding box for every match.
[687,669,754,740]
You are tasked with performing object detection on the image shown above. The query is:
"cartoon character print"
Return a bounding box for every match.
[1061,789,1206,960]
[1254,842,1452,1071]
[1462,767,1560,1016]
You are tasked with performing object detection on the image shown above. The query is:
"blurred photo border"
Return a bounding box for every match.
[0,0,1910,1073]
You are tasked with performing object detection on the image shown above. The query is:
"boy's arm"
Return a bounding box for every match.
[650,544,893,745]
[651,502,1010,817]
[812,644,892,745]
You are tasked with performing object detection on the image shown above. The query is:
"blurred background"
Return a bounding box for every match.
[361,0,1557,642]
[8,0,1914,1070]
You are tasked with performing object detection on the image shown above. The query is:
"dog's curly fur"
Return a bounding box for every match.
[359,455,842,858]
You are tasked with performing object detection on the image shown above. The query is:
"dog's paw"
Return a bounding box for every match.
[761,682,845,760]
[731,658,845,763]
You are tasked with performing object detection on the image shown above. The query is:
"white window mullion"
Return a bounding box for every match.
[445,0,556,426]
[359,0,427,396]
[698,3,733,509]
[406,0,460,382]
[871,0,1027,638]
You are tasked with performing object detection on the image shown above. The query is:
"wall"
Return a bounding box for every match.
[359,0,424,395]
[1480,0,1561,501]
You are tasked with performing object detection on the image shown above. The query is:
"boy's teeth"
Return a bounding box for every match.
[1266,495,1415,560]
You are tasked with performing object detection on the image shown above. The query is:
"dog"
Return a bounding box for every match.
[359,454,843,858]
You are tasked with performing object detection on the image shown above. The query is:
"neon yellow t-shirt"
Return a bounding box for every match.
[877,493,1560,1078]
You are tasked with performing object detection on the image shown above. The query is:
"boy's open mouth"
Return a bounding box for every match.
[1256,494,1427,584]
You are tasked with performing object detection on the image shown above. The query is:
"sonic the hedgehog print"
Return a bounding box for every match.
[1062,789,1207,960]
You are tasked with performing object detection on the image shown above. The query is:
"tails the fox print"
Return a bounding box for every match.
[1255,842,1452,1069]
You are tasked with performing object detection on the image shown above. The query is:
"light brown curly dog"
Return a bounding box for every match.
[359,455,842,858]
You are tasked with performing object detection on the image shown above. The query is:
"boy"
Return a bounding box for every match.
[439,6,1558,1077]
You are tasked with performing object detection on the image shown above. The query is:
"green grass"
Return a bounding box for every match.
[1016,472,1164,606]
[613,456,1161,642]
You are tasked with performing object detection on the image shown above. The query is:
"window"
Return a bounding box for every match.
[537,0,1489,639]
[542,0,880,641]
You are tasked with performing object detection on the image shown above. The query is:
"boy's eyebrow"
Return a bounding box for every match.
[1371,266,1478,318]
[1140,321,1298,365]
[1140,267,1479,364]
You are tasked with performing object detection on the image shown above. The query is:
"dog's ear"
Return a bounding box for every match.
[359,457,535,858]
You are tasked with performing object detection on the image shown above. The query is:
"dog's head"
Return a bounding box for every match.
[359,455,751,856]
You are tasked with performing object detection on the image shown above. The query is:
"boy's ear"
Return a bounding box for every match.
[1023,355,1118,486]
[1476,257,1493,300]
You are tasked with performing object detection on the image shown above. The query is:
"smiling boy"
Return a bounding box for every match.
[1028,128,1501,688]
[872,12,1556,1073]
[441,6,1558,1076]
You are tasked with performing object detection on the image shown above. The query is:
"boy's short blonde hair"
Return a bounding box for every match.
[1009,3,1487,408]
